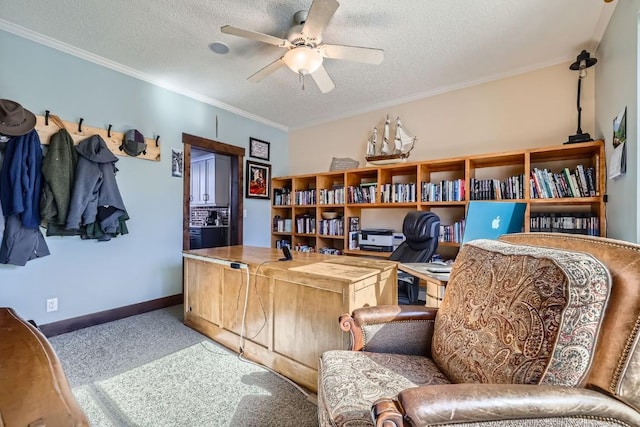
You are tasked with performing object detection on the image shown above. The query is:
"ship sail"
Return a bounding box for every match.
[366,127,377,156]
[380,115,391,154]
[394,116,416,155]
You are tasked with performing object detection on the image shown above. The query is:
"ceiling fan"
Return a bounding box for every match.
[221,0,384,93]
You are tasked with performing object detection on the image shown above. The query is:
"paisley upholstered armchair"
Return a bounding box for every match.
[318,233,640,426]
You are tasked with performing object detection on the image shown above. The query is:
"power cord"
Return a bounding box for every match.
[237,260,271,356]
[234,260,311,398]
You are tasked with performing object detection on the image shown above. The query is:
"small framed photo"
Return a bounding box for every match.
[246,160,271,199]
[171,149,183,178]
[249,137,270,161]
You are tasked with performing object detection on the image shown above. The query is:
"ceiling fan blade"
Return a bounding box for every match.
[302,0,340,41]
[311,65,336,93]
[321,44,384,64]
[221,25,291,48]
[247,57,286,82]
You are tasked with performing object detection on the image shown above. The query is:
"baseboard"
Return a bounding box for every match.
[39,294,183,337]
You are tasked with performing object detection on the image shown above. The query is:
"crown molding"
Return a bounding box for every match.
[0,19,288,132]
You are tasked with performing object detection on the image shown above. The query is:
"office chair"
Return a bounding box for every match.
[389,211,440,305]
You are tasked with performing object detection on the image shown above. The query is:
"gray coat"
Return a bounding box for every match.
[0,214,50,266]
[66,135,127,233]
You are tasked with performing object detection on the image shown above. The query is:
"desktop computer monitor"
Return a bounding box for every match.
[462,201,527,244]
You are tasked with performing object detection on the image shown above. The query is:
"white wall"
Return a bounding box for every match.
[0,30,287,324]
[595,0,639,243]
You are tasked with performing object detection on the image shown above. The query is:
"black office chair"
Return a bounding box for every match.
[389,211,440,305]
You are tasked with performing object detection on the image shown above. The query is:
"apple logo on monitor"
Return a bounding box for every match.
[491,216,501,230]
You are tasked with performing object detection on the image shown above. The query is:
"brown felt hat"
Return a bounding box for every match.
[0,99,36,136]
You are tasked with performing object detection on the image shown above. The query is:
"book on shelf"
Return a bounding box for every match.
[348,231,359,250]
[348,216,360,232]
[585,167,596,196]
[576,165,589,197]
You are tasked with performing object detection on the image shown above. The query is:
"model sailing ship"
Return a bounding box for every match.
[366,115,417,165]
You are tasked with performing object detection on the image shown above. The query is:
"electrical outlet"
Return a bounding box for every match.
[46,297,58,312]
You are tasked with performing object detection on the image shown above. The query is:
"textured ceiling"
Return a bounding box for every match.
[0,0,616,130]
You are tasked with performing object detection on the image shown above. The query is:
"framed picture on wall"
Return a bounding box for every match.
[246,160,271,199]
[249,137,270,161]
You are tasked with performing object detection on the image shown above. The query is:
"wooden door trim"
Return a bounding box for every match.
[182,133,245,250]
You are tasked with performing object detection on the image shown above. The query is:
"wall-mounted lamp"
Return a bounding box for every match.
[565,50,597,144]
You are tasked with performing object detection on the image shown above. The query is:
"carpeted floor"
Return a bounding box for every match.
[49,305,318,427]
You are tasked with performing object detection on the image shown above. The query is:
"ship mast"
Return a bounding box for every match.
[380,115,391,154]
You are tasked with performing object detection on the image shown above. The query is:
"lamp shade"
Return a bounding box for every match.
[570,50,597,71]
[283,47,323,75]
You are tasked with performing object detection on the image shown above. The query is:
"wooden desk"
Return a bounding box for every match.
[182,246,397,392]
[398,264,449,307]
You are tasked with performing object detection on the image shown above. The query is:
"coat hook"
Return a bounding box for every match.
[45,110,50,126]
[155,135,160,147]
[78,118,84,133]
[107,124,112,138]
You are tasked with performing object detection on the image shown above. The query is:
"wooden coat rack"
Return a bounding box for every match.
[34,114,161,162]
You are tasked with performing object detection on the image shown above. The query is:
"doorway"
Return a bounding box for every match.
[182,133,245,250]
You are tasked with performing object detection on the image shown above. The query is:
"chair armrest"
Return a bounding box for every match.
[373,384,640,426]
[339,305,437,354]
[0,308,88,427]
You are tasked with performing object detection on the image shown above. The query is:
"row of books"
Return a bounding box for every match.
[273,188,292,206]
[380,183,417,203]
[422,179,465,202]
[293,245,315,253]
[530,213,599,236]
[439,220,466,244]
[347,184,377,204]
[319,187,345,204]
[274,215,360,233]
[530,165,597,199]
[275,165,596,205]
[295,189,316,205]
[273,216,293,232]
[295,215,316,234]
[319,218,344,236]
[470,175,525,200]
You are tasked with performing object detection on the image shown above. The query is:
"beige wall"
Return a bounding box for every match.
[288,62,596,176]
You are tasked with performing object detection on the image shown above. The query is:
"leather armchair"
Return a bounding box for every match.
[317,233,640,426]
[0,307,88,426]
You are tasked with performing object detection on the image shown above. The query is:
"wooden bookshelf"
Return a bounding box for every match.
[271,140,606,255]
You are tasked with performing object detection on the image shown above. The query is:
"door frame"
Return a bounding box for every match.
[182,133,245,250]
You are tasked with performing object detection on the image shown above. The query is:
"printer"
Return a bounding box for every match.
[358,229,394,252]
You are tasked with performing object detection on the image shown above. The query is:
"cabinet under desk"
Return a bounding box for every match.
[182,246,398,392]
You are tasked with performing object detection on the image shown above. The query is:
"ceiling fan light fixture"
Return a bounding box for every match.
[283,47,323,75]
